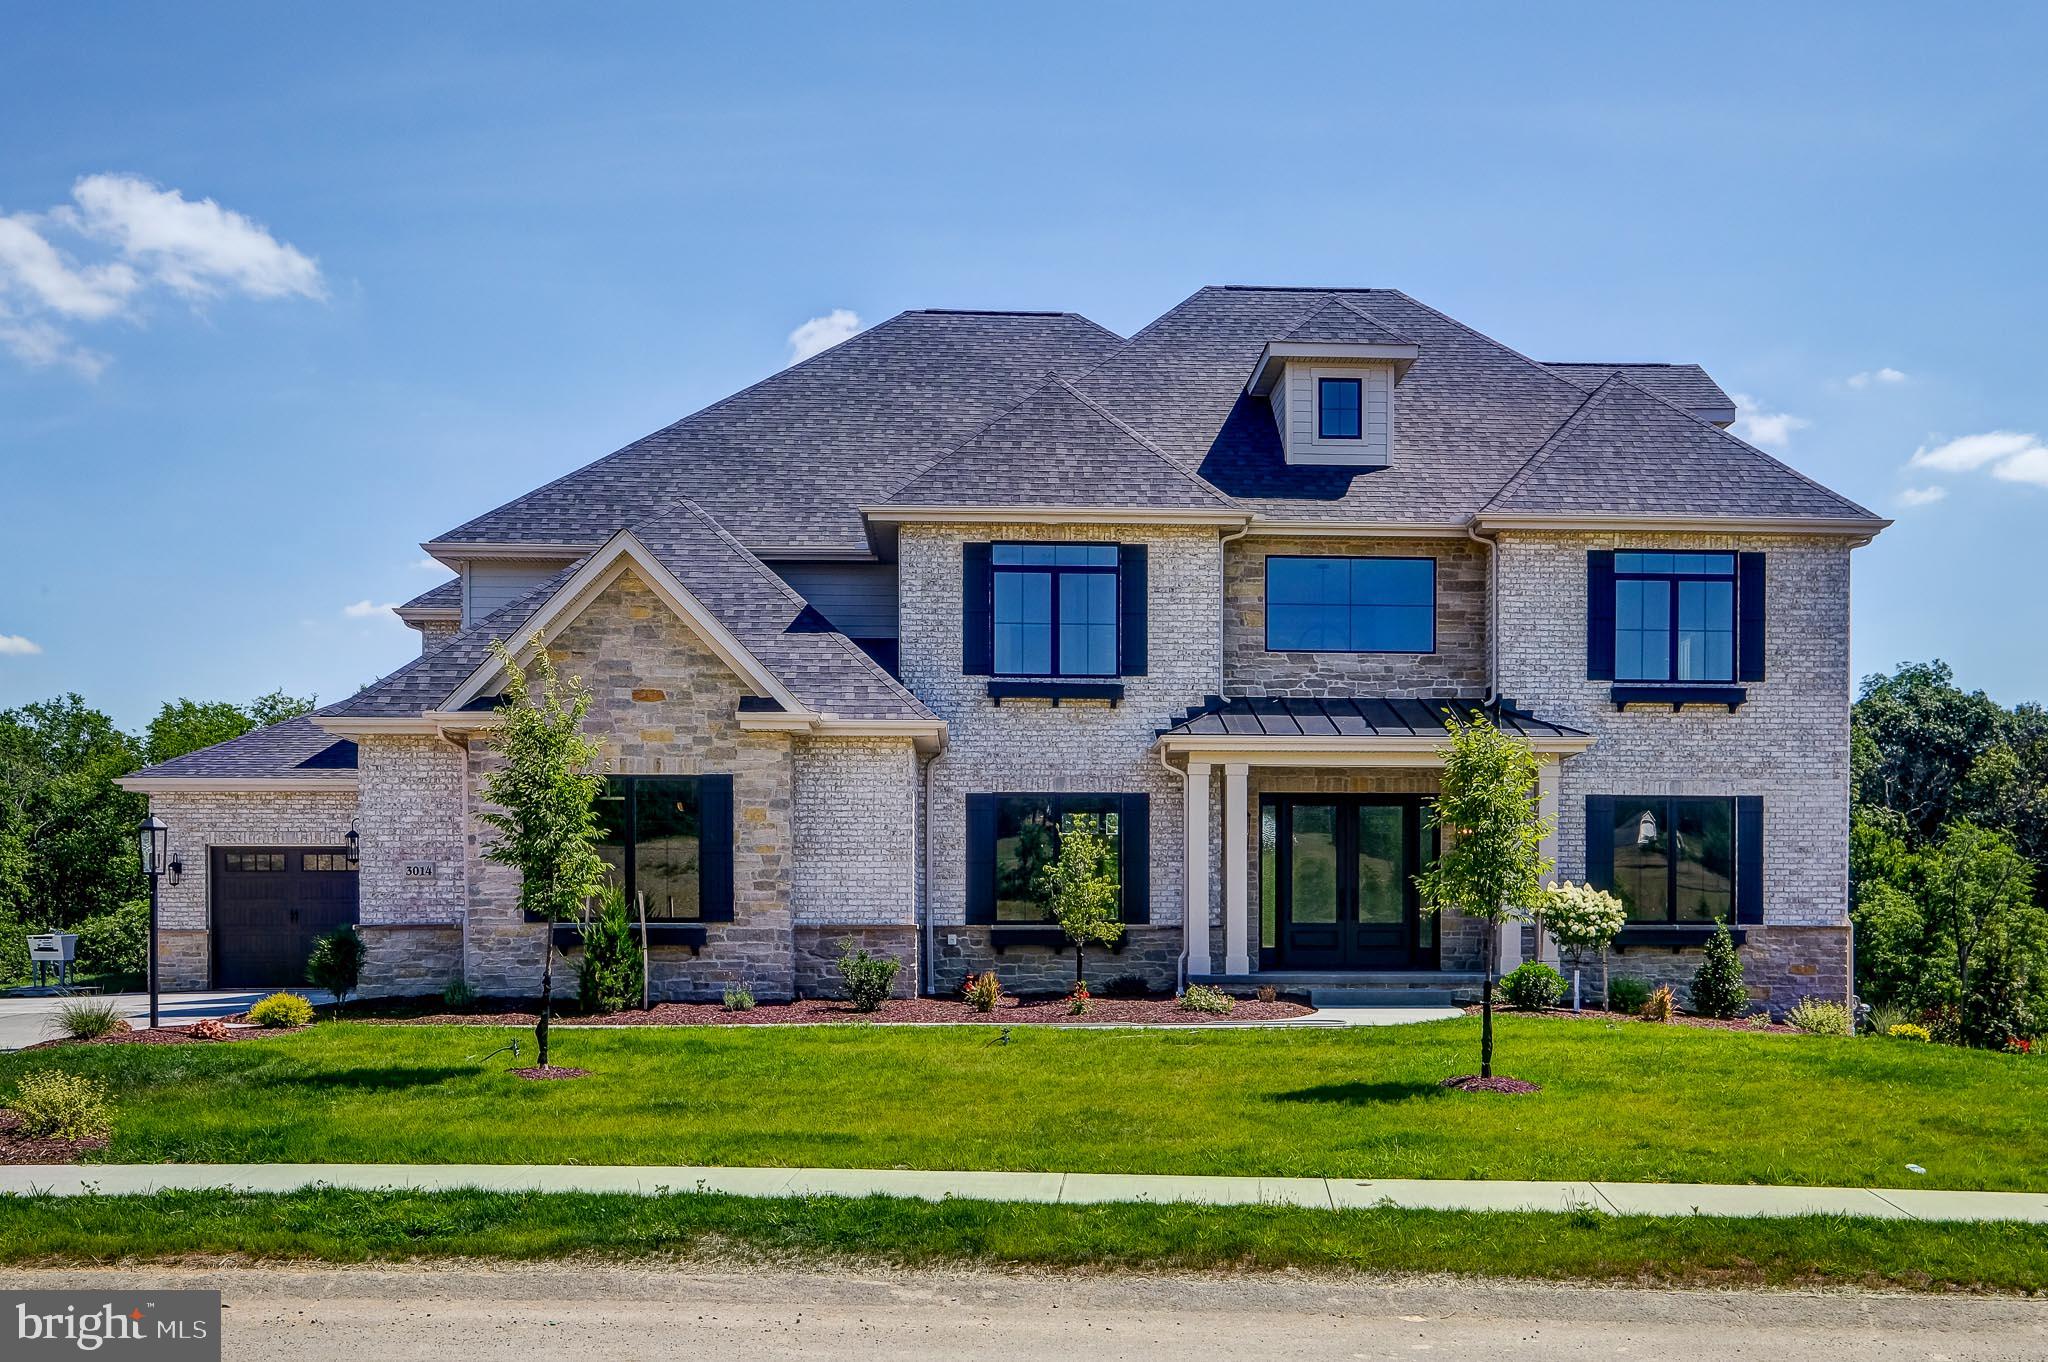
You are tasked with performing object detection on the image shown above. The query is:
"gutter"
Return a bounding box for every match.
[919,747,943,997]
[1465,522,1499,702]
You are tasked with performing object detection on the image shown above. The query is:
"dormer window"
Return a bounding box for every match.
[1317,378,1362,440]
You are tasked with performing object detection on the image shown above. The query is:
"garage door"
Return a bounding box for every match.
[211,847,359,988]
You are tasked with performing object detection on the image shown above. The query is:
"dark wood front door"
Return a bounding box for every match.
[1268,796,1437,971]
[210,847,359,987]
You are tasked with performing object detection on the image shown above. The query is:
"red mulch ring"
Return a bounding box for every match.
[1440,1074,1542,1095]
[0,1109,108,1164]
[509,1065,588,1081]
[19,1023,252,1051]
[1463,1005,1796,1034]
[351,993,1313,1027]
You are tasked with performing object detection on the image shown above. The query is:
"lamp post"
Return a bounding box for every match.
[137,815,168,1030]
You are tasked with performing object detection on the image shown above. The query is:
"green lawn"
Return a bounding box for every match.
[2,1188,2043,1293]
[3,1017,2043,1190]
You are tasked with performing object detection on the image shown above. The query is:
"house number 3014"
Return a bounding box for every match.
[404,862,436,879]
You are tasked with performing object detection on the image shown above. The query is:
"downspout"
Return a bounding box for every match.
[918,748,940,997]
[1465,522,1499,703]
[1156,742,1190,995]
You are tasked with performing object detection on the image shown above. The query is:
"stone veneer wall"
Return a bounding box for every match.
[463,568,800,1001]
[1496,531,1857,1009]
[899,522,1222,995]
[354,734,469,996]
[1223,534,1488,697]
[138,788,359,989]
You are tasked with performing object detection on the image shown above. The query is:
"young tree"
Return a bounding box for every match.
[1035,815,1123,989]
[1690,919,1748,1019]
[478,638,606,1068]
[1417,711,1554,1078]
[1533,880,1625,1012]
[1920,820,2039,1044]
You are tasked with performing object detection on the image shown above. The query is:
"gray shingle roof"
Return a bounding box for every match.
[1274,297,1414,347]
[880,375,1239,511]
[1482,374,1877,520]
[1073,286,1598,525]
[328,566,582,718]
[1544,362,1734,418]
[127,713,358,782]
[1161,695,1586,741]
[431,310,1123,555]
[399,579,461,612]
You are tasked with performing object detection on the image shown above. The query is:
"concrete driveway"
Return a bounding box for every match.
[0,988,327,1051]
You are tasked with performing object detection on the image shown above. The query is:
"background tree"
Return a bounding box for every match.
[144,690,316,765]
[1417,711,1553,1079]
[478,638,606,1067]
[1035,815,1122,989]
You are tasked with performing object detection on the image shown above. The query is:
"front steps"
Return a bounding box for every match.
[1192,970,1486,1007]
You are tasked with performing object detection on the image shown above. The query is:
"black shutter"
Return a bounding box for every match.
[697,773,735,922]
[1118,792,1151,923]
[962,542,993,676]
[1583,796,1615,891]
[1737,552,1766,683]
[1118,544,1148,676]
[1735,795,1764,924]
[1586,551,1616,680]
[965,794,998,924]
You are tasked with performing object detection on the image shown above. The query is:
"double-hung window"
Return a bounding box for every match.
[1266,556,1435,653]
[1613,552,1736,683]
[1317,376,1362,440]
[992,543,1119,677]
[593,774,734,920]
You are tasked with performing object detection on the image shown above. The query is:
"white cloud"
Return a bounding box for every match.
[0,633,43,656]
[1728,393,1811,449]
[1847,367,1908,389]
[787,308,862,364]
[342,600,401,619]
[1896,485,1947,507]
[413,557,445,572]
[1909,430,2047,475]
[0,173,322,376]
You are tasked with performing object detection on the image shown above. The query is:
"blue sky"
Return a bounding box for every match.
[3,3,2044,730]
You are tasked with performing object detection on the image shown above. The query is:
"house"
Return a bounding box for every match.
[119,286,1886,1009]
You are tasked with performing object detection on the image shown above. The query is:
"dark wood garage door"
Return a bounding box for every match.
[211,847,359,987]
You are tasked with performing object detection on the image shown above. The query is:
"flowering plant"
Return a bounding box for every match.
[1534,881,1627,959]
[2005,1035,2034,1055]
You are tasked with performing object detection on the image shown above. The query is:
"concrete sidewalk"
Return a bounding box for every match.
[4,1163,2044,1224]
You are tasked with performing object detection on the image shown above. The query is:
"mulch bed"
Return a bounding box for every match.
[1463,1004,1798,1034]
[508,1065,589,1081]
[1440,1074,1542,1095]
[19,1024,257,1052]
[348,993,1315,1027]
[0,1109,108,1163]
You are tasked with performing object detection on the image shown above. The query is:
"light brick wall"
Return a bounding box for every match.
[792,736,918,927]
[1224,534,1487,697]
[138,788,359,989]
[899,521,1222,989]
[1496,530,1856,1006]
[356,735,467,926]
[462,568,800,1001]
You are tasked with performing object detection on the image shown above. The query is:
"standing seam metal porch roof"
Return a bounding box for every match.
[1160,696,1587,742]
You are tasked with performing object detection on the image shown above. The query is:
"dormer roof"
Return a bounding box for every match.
[1246,296,1420,395]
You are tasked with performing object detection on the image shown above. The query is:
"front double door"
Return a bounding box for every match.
[1268,795,1438,971]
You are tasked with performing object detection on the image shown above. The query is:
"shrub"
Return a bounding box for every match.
[576,887,644,1015]
[188,1017,231,1041]
[837,941,900,1012]
[52,998,126,1040]
[74,900,148,982]
[1498,961,1566,1011]
[442,977,477,1011]
[1864,1002,1911,1036]
[1067,980,1090,1016]
[1101,973,1150,999]
[248,991,315,1028]
[1786,997,1854,1037]
[1535,881,1627,962]
[1256,985,1278,1004]
[1606,976,1651,1014]
[1641,984,1675,1022]
[7,1070,111,1142]
[1179,983,1234,1015]
[1887,1022,1933,1042]
[722,986,756,1012]
[961,972,1003,1013]
[306,924,368,1011]
[1745,1012,1774,1030]
[1690,920,1749,1019]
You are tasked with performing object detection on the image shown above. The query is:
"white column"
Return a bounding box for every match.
[1223,763,1250,975]
[1184,761,1212,978]
[1534,757,1561,966]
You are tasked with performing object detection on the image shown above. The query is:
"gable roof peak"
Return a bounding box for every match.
[1274,295,1415,348]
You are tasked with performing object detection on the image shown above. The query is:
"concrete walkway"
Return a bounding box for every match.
[0,987,327,1051]
[4,1163,2043,1223]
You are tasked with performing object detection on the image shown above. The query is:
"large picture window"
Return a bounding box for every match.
[1266,556,1435,653]
[992,543,1119,677]
[992,794,1123,923]
[1613,552,1735,682]
[1594,795,1736,924]
[594,775,730,921]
